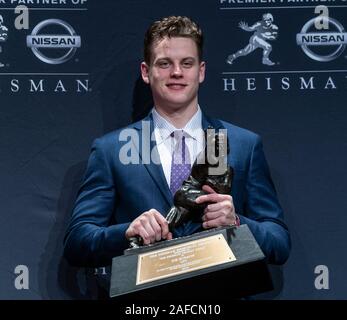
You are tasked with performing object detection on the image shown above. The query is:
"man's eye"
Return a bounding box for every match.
[158,62,170,68]
[182,62,193,68]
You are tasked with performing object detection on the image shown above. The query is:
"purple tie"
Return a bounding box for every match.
[170,131,191,195]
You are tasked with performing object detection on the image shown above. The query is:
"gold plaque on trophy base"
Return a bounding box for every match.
[136,233,236,285]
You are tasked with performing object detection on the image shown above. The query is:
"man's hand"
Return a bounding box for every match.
[195,185,237,229]
[125,209,173,245]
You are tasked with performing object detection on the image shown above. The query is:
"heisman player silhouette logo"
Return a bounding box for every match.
[0,15,8,68]
[226,13,278,66]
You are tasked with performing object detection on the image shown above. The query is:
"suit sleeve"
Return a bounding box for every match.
[63,138,130,267]
[238,135,291,265]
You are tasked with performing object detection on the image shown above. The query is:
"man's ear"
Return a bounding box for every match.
[141,62,150,84]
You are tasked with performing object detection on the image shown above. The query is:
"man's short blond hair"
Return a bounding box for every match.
[144,16,203,65]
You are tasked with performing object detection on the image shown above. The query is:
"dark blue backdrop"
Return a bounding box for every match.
[1,0,346,299]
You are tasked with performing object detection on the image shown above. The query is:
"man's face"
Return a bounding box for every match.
[141,37,205,111]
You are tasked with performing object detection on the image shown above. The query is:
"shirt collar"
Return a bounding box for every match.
[152,106,202,144]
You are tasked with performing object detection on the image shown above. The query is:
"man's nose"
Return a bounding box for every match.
[171,63,183,77]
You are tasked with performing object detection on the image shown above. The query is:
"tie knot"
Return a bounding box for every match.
[171,130,185,142]
[171,130,188,156]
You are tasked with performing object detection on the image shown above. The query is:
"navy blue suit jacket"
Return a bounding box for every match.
[64,113,290,267]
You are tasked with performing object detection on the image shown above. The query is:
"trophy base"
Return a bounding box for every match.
[110,225,273,300]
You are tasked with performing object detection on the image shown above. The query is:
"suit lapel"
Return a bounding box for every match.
[201,112,224,130]
[133,114,173,207]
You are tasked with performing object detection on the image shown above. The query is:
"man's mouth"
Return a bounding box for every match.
[166,83,187,90]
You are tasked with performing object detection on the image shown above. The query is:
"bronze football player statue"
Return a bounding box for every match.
[129,127,233,248]
[166,128,233,230]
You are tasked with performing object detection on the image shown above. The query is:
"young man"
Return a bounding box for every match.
[64,16,290,268]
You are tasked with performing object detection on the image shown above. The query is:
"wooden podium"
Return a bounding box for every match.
[109,225,273,300]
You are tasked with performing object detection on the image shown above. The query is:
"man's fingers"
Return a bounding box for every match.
[202,217,224,229]
[196,192,230,204]
[205,202,223,213]
[137,226,151,245]
[196,188,233,204]
[148,214,164,242]
[152,211,170,239]
[203,212,222,222]
[202,185,216,194]
[126,209,171,244]
[140,218,157,243]
[142,209,170,242]
[195,193,217,204]
[207,200,233,213]
[202,214,236,229]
